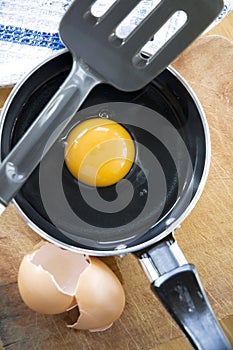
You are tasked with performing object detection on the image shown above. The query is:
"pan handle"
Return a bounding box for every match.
[137,234,231,350]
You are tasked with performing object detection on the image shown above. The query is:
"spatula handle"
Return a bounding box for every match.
[138,236,231,350]
[0,58,101,213]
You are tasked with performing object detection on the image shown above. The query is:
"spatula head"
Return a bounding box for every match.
[59,0,223,91]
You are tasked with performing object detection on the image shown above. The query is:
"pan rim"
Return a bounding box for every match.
[0,50,211,256]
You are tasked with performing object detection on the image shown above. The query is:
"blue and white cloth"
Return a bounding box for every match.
[0,0,232,87]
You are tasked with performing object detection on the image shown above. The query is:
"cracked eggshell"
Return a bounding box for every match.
[17,241,89,314]
[68,256,125,332]
[17,241,125,331]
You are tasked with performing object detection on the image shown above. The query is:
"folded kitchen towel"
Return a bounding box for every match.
[0,0,232,87]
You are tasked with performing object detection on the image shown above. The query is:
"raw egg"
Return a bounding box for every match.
[17,241,125,331]
[64,118,135,187]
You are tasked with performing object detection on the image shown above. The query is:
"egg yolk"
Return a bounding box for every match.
[64,118,135,187]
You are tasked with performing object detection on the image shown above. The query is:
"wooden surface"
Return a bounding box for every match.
[0,12,233,350]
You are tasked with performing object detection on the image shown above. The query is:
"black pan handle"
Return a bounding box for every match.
[137,234,231,350]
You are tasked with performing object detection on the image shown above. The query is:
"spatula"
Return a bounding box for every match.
[0,0,223,214]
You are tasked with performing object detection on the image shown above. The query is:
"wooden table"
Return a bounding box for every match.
[0,12,233,350]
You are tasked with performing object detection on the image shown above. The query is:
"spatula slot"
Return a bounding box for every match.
[115,0,162,40]
[83,0,119,26]
[91,0,118,18]
[141,10,188,58]
[108,0,162,48]
[133,10,188,69]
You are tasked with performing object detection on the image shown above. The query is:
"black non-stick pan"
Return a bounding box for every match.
[0,51,231,350]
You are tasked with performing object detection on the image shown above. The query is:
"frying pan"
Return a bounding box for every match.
[0,50,231,350]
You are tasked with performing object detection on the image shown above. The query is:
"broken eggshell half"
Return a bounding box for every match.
[17,241,125,331]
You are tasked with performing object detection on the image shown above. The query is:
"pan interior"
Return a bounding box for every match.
[1,52,206,252]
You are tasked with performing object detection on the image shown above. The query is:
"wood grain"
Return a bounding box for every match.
[0,12,233,350]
